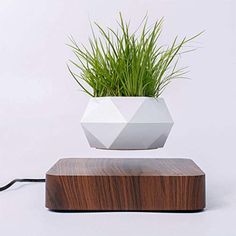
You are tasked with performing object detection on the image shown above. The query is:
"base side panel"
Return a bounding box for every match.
[46,175,205,211]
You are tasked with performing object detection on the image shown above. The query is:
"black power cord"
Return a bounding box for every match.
[0,179,45,191]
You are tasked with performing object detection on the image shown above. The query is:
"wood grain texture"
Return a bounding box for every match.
[46,158,205,211]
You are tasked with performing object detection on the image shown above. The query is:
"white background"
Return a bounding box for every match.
[0,0,236,235]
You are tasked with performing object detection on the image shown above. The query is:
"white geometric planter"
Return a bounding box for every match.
[81,97,173,150]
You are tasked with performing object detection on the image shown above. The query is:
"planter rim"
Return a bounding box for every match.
[89,96,163,99]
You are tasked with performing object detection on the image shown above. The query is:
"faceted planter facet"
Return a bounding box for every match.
[81,97,173,150]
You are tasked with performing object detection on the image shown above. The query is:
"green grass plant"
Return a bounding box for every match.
[68,13,201,97]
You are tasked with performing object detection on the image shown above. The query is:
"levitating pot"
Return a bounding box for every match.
[81,97,173,150]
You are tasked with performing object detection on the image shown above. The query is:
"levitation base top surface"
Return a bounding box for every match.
[46,158,205,211]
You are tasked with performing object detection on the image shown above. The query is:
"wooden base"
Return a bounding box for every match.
[46,158,205,212]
